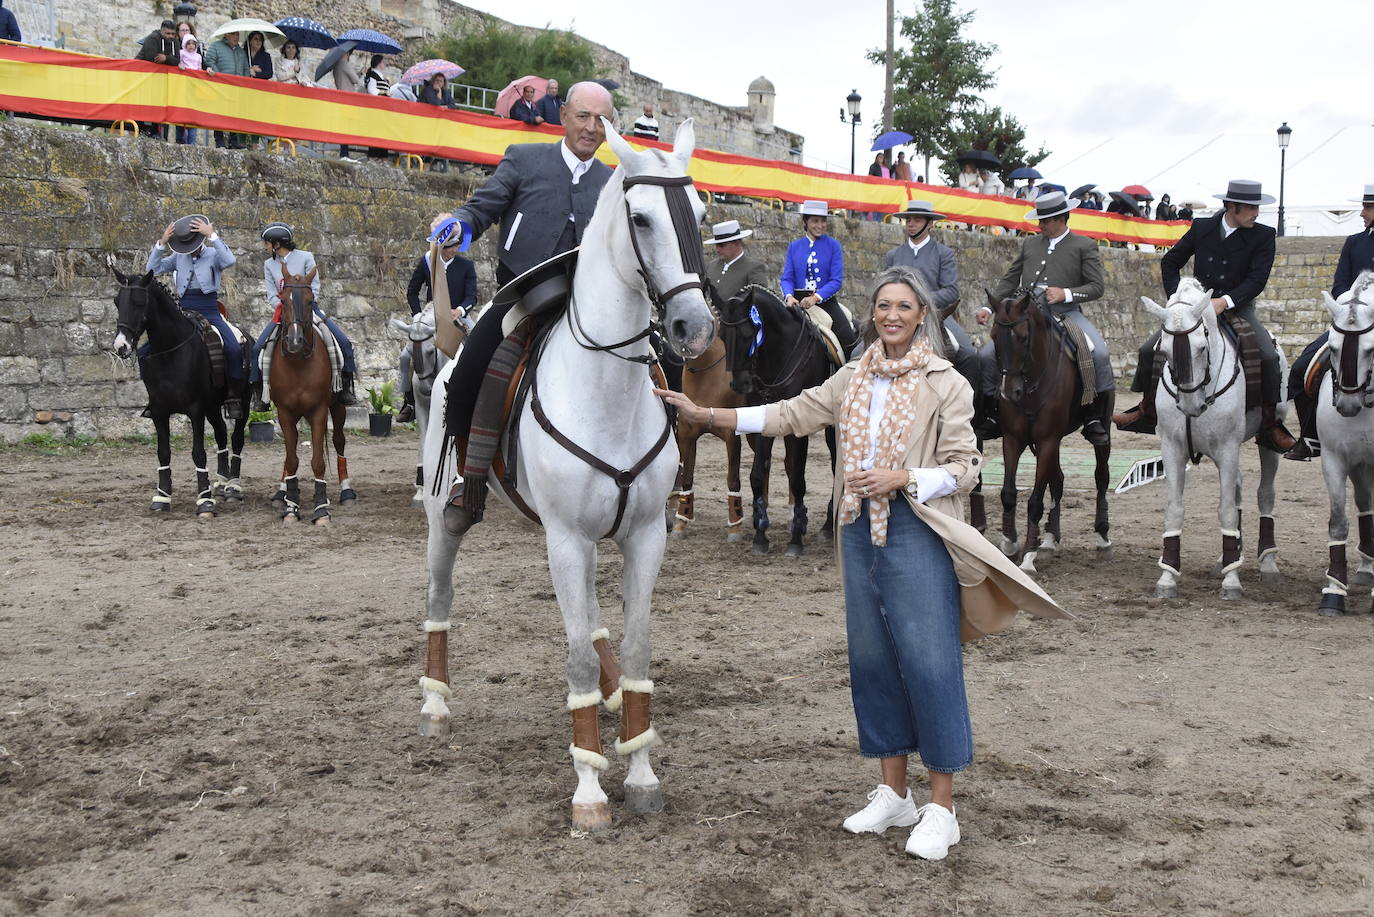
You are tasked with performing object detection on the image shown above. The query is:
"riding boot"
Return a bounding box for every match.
[442,478,486,536]
[1283,390,1320,461]
[1081,391,1111,446]
[249,380,268,414]
[397,390,416,423]
[1258,403,1297,453]
[336,372,358,407]
[973,392,1001,441]
[1112,389,1157,434]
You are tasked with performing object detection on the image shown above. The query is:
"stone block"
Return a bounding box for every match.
[0,356,42,384]
[65,322,98,354]
[0,386,28,421]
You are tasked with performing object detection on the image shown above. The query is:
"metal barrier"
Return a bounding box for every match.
[269,137,297,157]
[111,119,138,137]
[398,153,425,171]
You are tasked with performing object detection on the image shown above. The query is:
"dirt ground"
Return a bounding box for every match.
[1,425,1371,917]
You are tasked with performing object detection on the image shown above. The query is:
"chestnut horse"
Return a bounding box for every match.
[268,268,354,524]
[670,331,745,540]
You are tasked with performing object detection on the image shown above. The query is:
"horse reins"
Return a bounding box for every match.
[993,292,1059,408]
[280,278,315,358]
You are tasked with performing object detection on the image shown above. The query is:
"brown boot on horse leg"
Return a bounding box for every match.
[1284,388,1320,461]
[1113,348,1162,434]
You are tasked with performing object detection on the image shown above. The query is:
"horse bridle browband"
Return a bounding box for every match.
[568,173,706,365]
[1329,316,1374,398]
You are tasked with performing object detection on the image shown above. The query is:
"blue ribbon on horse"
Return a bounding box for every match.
[748,304,764,356]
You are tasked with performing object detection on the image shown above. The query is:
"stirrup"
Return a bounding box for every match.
[1283,438,1320,462]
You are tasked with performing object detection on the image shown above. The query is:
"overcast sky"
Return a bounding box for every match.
[459,0,1368,214]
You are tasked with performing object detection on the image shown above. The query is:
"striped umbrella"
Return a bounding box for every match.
[400,59,465,85]
[337,28,403,55]
[273,17,337,51]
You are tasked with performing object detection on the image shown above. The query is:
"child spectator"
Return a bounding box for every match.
[176,34,202,145]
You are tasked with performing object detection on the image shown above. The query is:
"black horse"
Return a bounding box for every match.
[109,266,250,516]
[717,284,840,556]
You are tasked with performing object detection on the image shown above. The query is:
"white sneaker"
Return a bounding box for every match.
[842,784,918,834]
[905,803,960,860]
[339,156,361,164]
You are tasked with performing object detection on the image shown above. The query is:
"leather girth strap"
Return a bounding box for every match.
[528,369,673,541]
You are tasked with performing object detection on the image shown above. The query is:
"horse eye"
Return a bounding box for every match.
[631,213,649,228]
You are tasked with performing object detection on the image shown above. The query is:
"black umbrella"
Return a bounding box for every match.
[956,149,1001,170]
[315,40,359,83]
[1107,190,1141,216]
[1070,183,1096,198]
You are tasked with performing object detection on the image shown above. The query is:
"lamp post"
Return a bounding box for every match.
[172,2,197,23]
[839,89,861,174]
[1276,121,1291,237]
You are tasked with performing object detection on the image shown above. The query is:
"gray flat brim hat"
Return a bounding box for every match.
[1214,179,1276,206]
[1024,192,1078,221]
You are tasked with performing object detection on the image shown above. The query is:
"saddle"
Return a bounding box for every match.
[182,310,246,392]
[799,303,845,368]
[1030,297,1095,406]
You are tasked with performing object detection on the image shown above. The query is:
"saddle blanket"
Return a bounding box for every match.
[259,318,343,405]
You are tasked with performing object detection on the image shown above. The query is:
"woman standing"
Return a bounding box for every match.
[657,266,1067,861]
[274,40,311,86]
[245,31,273,81]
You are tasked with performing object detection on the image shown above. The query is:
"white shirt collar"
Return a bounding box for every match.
[721,251,744,272]
[560,140,592,184]
[1221,213,1239,238]
[1047,228,1071,251]
[906,235,930,255]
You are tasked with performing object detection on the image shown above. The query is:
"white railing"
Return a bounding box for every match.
[7,0,55,46]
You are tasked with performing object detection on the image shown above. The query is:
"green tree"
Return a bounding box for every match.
[938,105,1049,185]
[420,20,598,110]
[868,0,996,177]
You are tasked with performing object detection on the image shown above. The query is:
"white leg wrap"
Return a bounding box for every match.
[589,627,611,643]
[620,676,654,694]
[614,726,660,756]
[569,744,610,771]
[418,676,451,698]
[1359,511,1374,519]
[567,689,603,711]
[1220,529,1240,538]
[1157,561,1181,576]
[727,490,742,497]
[1163,529,1182,538]
[423,620,451,633]
[1322,580,1348,597]
[603,686,623,713]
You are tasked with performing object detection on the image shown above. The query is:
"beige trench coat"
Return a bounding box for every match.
[763,356,1070,642]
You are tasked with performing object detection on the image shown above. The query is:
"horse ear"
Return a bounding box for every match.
[983,288,1000,311]
[1323,291,1343,320]
[672,118,696,166]
[112,264,127,285]
[1140,296,1166,320]
[601,116,636,168]
[305,266,318,284]
[141,270,154,285]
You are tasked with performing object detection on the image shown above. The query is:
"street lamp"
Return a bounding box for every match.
[173,2,197,23]
[839,89,861,174]
[1276,121,1292,237]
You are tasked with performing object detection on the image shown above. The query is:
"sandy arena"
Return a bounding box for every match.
[1,427,1371,916]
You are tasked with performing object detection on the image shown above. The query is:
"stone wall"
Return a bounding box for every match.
[0,121,1344,442]
[45,0,803,162]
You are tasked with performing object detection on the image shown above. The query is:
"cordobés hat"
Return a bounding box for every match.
[169,214,210,254]
[798,200,830,218]
[1214,179,1276,206]
[1350,184,1374,205]
[895,200,947,221]
[1024,191,1078,221]
[703,220,753,245]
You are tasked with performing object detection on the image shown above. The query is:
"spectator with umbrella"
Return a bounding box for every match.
[1071,184,1100,211]
[273,16,336,52]
[494,76,548,119]
[401,59,465,95]
[274,40,311,87]
[418,73,458,108]
[535,79,562,126]
[245,31,274,81]
[868,152,890,179]
[1009,167,1041,201]
[364,54,390,95]
[510,84,540,124]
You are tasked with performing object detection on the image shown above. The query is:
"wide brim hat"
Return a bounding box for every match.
[1024,192,1078,221]
[703,220,753,245]
[492,247,579,310]
[169,214,210,254]
[797,200,830,218]
[1350,184,1374,204]
[1214,179,1276,206]
[895,200,947,221]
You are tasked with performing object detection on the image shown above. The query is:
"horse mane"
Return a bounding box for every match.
[1352,270,1374,302]
[1174,276,1209,303]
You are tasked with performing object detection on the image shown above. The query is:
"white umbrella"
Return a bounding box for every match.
[211,18,287,50]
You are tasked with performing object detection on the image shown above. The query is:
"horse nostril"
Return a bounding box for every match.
[670,318,690,343]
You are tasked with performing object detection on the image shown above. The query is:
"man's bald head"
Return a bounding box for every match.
[562,82,616,161]
[565,81,613,112]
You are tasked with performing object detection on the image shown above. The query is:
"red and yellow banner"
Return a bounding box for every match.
[0,43,1187,246]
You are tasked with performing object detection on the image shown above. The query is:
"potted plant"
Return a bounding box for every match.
[248,407,276,443]
[366,381,397,437]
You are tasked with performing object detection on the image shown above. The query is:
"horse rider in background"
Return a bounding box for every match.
[1284,183,1374,460]
[144,214,245,418]
[882,200,981,407]
[975,191,1114,445]
[1114,179,1296,453]
[249,222,358,411]
[397,214,478,421]
[780,200,859,358]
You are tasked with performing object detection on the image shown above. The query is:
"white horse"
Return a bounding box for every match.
[1314,273,1374,616]
[389,306,458,505]
[1142,277,1285,599]
[418,118,716,830]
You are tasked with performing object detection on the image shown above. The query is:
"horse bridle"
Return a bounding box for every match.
[567,173,706,365]
[280,277,315,357]
[1329,316,1374,399]
[114,278,197,360]
[992,291,1055,402]
[1157,312,1241,411]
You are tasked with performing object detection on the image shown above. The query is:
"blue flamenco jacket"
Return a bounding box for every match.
[780,234,843,301]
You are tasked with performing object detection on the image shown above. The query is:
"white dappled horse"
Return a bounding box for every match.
[389,306,458,505]
[418,119,716,830]
[1142,278,1285,599]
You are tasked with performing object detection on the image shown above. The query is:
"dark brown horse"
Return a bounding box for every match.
[268,268,354,524]
[988,289,1112,572]
[670,332,746,540]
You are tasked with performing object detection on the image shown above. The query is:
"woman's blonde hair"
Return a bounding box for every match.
[860,266,946,358]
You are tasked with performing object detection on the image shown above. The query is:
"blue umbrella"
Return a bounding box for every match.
[337,28,402,55]
[1040,183,1066,195]
[870,130,913,151]
[1009,166,1042,180]
[274,17,337,50]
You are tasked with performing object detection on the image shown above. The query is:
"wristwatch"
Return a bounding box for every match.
[905,468,920,496]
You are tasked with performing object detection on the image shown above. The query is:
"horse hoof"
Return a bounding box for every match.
[417,712,450,739]
[282,514,299,525]
[224,490,244,502]
[623,784,665,815]
[1019,555,1037,574]
[671,528,688,541]
[313,514,331,526]
[1037,538,1057,554]
[197,510,215,521]
[571,802,612,832]
[726,531,745,544]
[1220,586,1244,600]
[751,541,770,556]
[270,490,286,504]
[1153,584,1179,599]
[339,489,357,504]
[1317,594,1345,617]
[149,502,170,514]
[1260,570,1283,586]
[1095,535,1113,551]
[999,538,1018,558]
[784,544,803,558]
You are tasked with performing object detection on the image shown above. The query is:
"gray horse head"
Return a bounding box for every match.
[1324,271,1374,417]
[1142,277,1216,418]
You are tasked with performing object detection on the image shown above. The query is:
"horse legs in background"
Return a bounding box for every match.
[1018,435,1063,573]
[1093,440,1112,552]
[278,410,303,523]
[209,410,242,503]
[1351,481,1374,591]
[1256,446,1281,585]
[331,400,356,503]
[670,430,699,540]
[724,431,745,542]
[1319,454,1374,616]
[969,435,988,534]
[149,412,174,514]
[616,525,666,816]
[1040,464,1064,555]
[188,410,216,518]
[783,433,810,558]
[420,515,461,738]
[999,434,1026,559]
[748,433,774,555]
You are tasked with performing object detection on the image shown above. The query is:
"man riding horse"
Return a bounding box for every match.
[1284,183,1374,461]
[249,222,358,411]
[975,192,1114,446]
[398,213,478,422]
[143,214,246,419]
[1114,179,1296,453]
